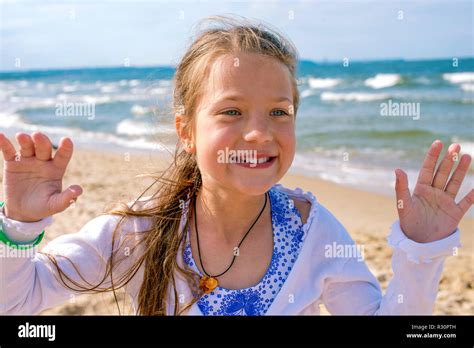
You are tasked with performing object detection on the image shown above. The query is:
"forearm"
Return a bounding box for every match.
[377,220,460,315]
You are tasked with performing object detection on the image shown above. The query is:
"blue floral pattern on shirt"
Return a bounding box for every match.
[182,186,305,316]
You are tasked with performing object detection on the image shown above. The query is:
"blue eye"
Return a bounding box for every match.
[271,109,289,116]
[222,109,241,116]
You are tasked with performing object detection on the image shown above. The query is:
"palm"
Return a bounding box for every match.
[395,141,473,243]
[0,132,82,222]
[4,158,65,220]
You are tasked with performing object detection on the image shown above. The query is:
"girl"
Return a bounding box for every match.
[0,17,472,316]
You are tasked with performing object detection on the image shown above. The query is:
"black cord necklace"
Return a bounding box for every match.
[193,192,268,294]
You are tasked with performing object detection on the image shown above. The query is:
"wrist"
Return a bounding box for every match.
[1,203,42,223]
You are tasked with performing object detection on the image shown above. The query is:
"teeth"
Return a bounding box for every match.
[228,155,273,164]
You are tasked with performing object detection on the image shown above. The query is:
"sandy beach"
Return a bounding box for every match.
[1,148,472,315]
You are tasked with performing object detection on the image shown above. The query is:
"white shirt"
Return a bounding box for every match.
[0,184,461,315]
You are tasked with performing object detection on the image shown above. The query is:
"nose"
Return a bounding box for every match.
[243,113,273,143]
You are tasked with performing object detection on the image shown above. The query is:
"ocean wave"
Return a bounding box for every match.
[321,92,390,102]
[100,84,120,93]
[451,137,474,159]
[0,112,23,128]
[8,96,57,108]
[461,83,474,92]
[147,87,169,95]
[129,79,141,87]
[291,151,417,195]
[130,104,151,116]
[291,150,473,216]
[300,89,318,99]
[62,85,78,93]
[307,77,341,89]
[443,72,474,84]
[116,119,175,136]
[0,114,169,152]
[58,93,143,104]
[364,74,402,89]
[4,93,153,116]
[0,112,79,135]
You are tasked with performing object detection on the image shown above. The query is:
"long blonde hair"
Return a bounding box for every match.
[42,15,300,315]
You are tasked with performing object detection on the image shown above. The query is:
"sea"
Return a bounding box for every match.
[1,58,473,208]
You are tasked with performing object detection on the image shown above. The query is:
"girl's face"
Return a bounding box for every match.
[186,52,296,196]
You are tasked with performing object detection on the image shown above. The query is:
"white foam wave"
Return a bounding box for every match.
[130,104,150,116]
[62,85,78,93]
[365,74,402,89]
[0,112,23,128]
[8,96,57,108]
[147,87,168,95]
[100,84,119,93]
[0,115,169,152]
[443,72,474,84]
[6,94,150,115]
[300,89,318,99]
[116,119,175,136]
[321,92,389,102]
[451,137,474,160]
[308,77,341,89]
[461,83,474,92]
[0,112,79,135]
[82,95,112,104]
[129,80,141,87]
[157,80,172,87]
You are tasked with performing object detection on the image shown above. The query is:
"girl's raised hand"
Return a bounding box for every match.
[395,140,473,243]
[0,132,83,222]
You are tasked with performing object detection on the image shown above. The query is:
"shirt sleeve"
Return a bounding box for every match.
[0,212,143,315]
[321,219,460,315]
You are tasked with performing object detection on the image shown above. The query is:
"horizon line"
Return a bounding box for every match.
[1,56,473,75]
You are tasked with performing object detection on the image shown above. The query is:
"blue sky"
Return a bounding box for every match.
[1,0,472,71]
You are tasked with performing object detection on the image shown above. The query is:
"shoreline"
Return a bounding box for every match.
[280,171,473,253]
[0,148,472,315]
[1,126,472,219]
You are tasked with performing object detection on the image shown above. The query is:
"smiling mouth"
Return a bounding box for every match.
[233,156,277,168]
[230,156,274,164]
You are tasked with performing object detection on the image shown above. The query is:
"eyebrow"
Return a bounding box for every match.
[214,95,292,104]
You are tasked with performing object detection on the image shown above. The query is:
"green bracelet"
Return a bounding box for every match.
[0,201,45,249]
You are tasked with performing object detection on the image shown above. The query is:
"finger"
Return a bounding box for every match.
[416,140,443,187]
[432,143,460,190]
[31,132,53,161]
[457,189,474,217]
[16,132,35,158]
[52,137,74,170]
[0,133,17,161]
[49,185,83,214]
[395,169,413,217]
[445,154,471,199]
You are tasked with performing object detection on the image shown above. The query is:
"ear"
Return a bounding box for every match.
[175,113,195,153]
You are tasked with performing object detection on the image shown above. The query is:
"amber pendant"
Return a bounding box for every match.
[199,276,218,294]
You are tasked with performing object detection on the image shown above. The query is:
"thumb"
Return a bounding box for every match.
[394,169,412,216]
[50,185,83,213]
